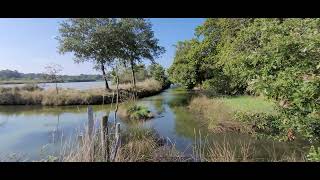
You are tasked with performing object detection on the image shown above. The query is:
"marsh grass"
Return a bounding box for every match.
[193,130,255,162]
[0,79,164,106]
[4,123,307,162]
[59,120,183,162]
[192,130,308,162]
[188,96,253,133]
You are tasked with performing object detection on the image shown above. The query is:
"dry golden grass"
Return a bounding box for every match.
[60,123,183,162]
[0,79,164,106]
[205,140,254,162]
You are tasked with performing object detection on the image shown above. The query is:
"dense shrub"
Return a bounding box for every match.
[148,63,171,88]
[307,146,320,162]
[233,111,283,138]
[168,18,320,140]
[202,73,231,95]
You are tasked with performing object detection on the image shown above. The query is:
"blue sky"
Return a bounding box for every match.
[0,18,204,75]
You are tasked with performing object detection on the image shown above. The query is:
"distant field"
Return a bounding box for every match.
[219,95,276,114]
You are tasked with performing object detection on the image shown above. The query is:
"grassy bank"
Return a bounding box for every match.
[0,79,168,106]
[188,95,277,134]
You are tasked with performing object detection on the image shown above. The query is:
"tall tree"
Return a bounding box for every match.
[118,18,165,99]
[57,18,121,91]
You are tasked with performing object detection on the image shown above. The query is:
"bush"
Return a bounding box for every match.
[202,75,231,95]
[307,146,320,162]
[148,63,170,88]
[127,104,153,120]
[233,111,283,137]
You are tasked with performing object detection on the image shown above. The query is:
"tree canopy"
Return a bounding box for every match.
[168,18,320,139]
[57,18,165,93]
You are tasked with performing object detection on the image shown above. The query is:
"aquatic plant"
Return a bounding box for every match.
[127,104,153,120]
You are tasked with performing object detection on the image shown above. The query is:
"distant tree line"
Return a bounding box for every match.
[0,69,103,82]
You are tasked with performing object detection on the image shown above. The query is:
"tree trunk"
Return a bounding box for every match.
[114,73,119,126]
[130,60,137,100]
[101,62,110,91]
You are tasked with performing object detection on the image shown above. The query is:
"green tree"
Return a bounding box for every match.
[195,18,254,94]
[168,40,199,89]
[111,64,150,84]
[168,19,254,92]
[148,63,169,87]
[168,18,320,139]
[117,18,165,98]
[57,18,121,91]
[223,18,320,138]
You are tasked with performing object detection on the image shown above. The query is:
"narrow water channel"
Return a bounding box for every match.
[0,86,310,161]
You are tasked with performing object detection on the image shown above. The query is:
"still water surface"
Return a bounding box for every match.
[0,81,106,90]
[0,83,310,161]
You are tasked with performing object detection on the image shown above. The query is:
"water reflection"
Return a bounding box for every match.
[172,106,207,139]
[0,87,312,161]
[50,113,61,144]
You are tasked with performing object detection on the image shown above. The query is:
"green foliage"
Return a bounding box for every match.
[57,18,165,91]
[169,18,320,140]
[168,39,207,89]
[111,63,170,89]
[112,64,150,84]
[169,19,253,93]
[115,18,165,90]
[117,19,165,66]
[202,72,230,95]
[148,63,170,87]
[223,18,320,139]
[127,104,153,120]
[233,111,284,138]
[307,146,320,162]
